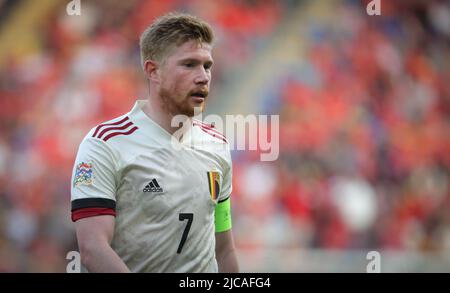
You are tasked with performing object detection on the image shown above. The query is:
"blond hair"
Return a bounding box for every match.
[139,12,214,67]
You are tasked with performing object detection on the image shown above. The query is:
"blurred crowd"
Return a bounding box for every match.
[0,0,448,272]
[232,0,450,255]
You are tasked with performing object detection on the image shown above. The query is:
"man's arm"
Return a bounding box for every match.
[75,215,130,273]
[215,229,239,273]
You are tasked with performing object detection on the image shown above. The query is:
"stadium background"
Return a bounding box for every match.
[0,0,449,272]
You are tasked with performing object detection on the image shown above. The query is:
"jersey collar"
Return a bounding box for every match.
[128,100,195,145]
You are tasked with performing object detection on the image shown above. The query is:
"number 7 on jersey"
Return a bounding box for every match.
[177,213,193,253]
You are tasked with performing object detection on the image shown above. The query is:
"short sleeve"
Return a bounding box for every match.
[218,146,232,203]
[70,137,117,222]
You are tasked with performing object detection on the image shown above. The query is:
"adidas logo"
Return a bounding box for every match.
[143,179,163,193]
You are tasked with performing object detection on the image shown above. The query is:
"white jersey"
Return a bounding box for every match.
[71,100,232,273]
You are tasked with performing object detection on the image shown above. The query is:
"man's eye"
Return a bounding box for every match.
[184,63,195,68]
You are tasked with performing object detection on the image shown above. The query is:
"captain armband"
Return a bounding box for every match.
[214,197,232,233]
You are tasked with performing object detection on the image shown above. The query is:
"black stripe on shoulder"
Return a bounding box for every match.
[218,196,230,204]
[71,198,116,211]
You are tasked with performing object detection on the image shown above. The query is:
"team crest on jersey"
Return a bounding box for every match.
[73,162,93,187]
[207,171,221,201]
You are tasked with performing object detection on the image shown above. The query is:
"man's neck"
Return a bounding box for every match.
[142,97,189,136]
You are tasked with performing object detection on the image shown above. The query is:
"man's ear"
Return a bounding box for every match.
[143,59,159,83]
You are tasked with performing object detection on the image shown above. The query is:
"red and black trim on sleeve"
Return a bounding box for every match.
[71,198,116,222]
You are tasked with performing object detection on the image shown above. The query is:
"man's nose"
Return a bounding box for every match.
[194,68,210,84]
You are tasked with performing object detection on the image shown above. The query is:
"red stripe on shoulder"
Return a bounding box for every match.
[92,116,129,138]
[193,120,227,140]
[98,121,134,140]
[103,126,139,142]
[71,207,116,222]
[196,125,228,143]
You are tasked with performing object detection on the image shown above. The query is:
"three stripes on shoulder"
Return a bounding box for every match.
[92,117,138,142]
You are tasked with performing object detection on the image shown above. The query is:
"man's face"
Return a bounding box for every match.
[157,40,213,117]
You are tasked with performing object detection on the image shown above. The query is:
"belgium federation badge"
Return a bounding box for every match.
[207,171,221,201]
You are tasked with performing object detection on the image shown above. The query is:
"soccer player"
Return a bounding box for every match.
[70,12,239,273]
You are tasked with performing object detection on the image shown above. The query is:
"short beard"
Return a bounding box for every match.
[159,88,204,117]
